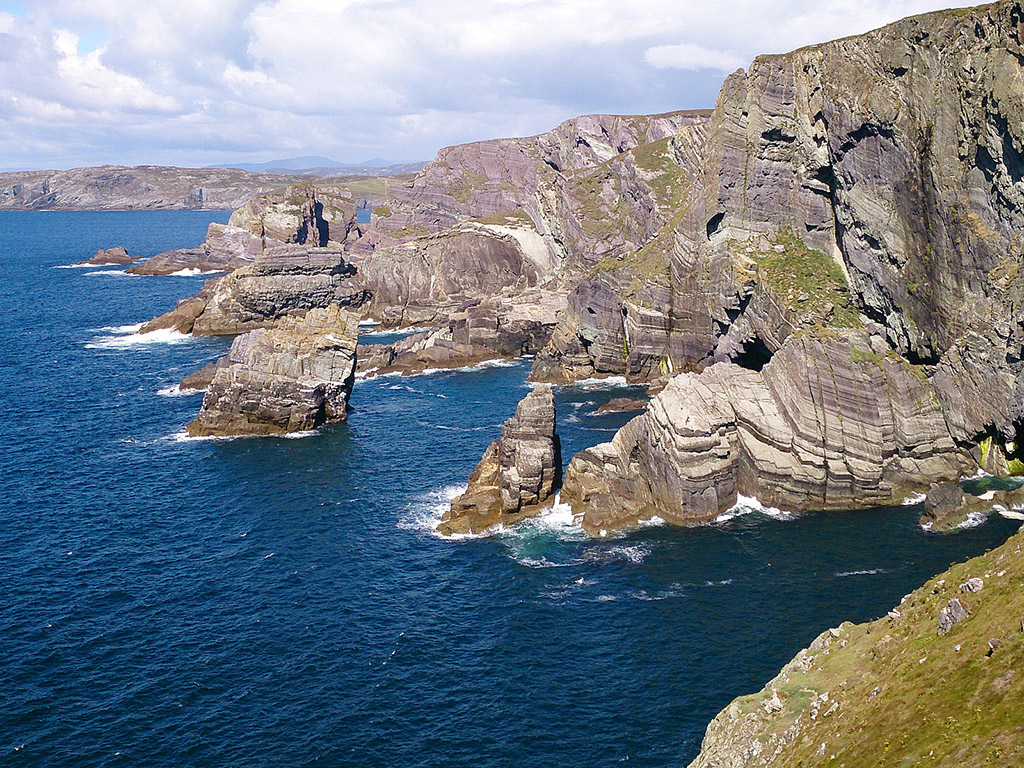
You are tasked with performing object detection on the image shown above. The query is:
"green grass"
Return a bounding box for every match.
[753,228,863,329]
[702,526,1024,767]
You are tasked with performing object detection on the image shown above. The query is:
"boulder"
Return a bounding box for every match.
[186,306,359,437]
[438,385,561,535]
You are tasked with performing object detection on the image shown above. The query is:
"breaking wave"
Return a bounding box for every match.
[86,327,192,349]
[715,495,793,523]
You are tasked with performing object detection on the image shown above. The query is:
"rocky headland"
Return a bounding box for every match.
[0,164,408,211]
[438,385,561,535]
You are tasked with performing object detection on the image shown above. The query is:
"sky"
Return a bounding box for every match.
[0,0,978,170]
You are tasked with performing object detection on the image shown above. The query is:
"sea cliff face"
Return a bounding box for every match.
[557,0,1024,529]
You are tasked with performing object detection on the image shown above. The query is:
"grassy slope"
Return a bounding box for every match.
[691,525,1024,767]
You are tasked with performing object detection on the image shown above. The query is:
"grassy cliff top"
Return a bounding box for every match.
[690,523,1024,767]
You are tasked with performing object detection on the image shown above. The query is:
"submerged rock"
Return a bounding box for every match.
[438,385,561,535]
[920,481,1024,532]
[186,306,359,437]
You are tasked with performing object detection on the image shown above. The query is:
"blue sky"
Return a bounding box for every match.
[0,0,977,170]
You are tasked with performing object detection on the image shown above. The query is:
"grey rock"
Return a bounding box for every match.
[960,578,984,594]
[438,385,561,535]
[187,305,359,437]
[938,598,969,636]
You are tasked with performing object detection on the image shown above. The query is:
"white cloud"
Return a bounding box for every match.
[644,43,746,72]
[0,0,983,170]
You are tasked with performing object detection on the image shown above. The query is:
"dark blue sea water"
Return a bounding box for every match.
[2,210,1020,768]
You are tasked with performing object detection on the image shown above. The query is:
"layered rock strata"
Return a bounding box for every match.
[562,328,1017,534]
[187,306,359,437]
[438,385,561,535]
[141,245,369,335]
[357,292,565,378]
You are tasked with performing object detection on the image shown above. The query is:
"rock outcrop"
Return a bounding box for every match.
[562,327,1018,533]
[438,385,561,535]
[186,305,359,437]
[141,245,369,335]
[80,246,136,266]
[356,223,558,327]
[687,524,1024,767]
[358,291,565,378]
[128,185,358,276]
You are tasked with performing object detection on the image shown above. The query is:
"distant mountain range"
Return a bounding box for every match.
[205,156,427,177]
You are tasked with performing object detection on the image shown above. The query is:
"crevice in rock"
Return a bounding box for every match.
[706,211,725,241]
[730,335,774,372]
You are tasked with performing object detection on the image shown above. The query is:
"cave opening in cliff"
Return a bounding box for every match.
[732,336,774,372]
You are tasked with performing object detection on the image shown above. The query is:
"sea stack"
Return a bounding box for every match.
[439,384,561,535]
[186,305,359,437]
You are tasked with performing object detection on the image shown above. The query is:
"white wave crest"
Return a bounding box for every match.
[168,267,224,276]
[53,262,94,269]
[901,493,927,506]
[958,510,990,529]
[86,327,192,349]
[995,506,1024,520]
[157,384,202,397]
[569,376,629,389]
[835,569,884,577]
[168,426,320,442]
[85,269,137,277]
[398,484,479,539]
[716,495,793,522]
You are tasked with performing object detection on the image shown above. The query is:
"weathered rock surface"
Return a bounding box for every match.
[80,246,136,266]
[357,291,565,378]
[438,385,561,535]
[141,245,369,335]
[562,328,1010,534]
[688,525,1024,767]
[356,223,557,327]
[592,398,647,415]
[535,0,1024,393]
[186,306,359,437]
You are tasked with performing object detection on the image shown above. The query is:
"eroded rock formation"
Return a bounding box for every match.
[439,384,561,535]
[187,305,359,437]
[562,327,1018,533]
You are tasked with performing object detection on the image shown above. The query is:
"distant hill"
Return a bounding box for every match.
[206,157,427,177]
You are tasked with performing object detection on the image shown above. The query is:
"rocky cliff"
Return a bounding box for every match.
[555,0,1024,530]
[688,524,1024,767]
[533,0,1024,388]
[187,305,359,437]
[439,385,561,535]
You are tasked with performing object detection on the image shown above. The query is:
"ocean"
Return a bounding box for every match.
[1,210,1019,767]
